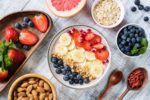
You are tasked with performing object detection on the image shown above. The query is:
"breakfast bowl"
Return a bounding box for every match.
[48,25,111,89]
[91,0,125,28]
[8,73,57,100]
[116,24,149,57]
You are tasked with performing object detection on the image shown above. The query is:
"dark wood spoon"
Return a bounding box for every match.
[98,69,123,100]
[118,67,148,100]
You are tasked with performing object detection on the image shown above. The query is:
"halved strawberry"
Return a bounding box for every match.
[32,14,49,33]
[19,29,39,46]
[83,41,92,51]
[95,50,109,61]
[91,35,102,45]
[85,32,95,41]
[5,27,19,42]
[8,48,26,63]
[93,44,104,50]
[0,69,8,82]
[72,30,83,47]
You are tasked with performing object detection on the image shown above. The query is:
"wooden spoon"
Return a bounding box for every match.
[98,69,123,100]
[118,68,148,100]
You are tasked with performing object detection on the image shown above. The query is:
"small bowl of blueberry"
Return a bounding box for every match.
[116,24,148,57]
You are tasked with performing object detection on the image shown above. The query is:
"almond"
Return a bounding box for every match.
[27,85,33,93]
[43,83,50,91]
[36,87,45,93]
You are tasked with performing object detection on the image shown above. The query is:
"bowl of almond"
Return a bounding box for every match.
[8,73,57,100]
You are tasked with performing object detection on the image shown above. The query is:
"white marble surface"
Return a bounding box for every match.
[0,0,150,100]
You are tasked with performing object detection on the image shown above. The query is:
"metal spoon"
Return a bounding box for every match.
[98,69,123,100]
[118,67,148,100]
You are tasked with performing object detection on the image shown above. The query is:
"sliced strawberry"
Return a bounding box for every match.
[72,30,83,47]
[85,33,95,41]
[5,27,19,42]
[93,44,104,50]
[95,50,109,61]
[19,29,39,46]
[83,41,92,51]
[8,48,26,63]
[32,14,49,33]
[91,35,102,45]
[0,69,8,82]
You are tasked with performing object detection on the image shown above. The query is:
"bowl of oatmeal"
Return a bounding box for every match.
[48,25,111,89]
[91,0,125,28]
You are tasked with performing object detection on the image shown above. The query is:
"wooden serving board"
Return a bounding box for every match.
[0,11,53,92]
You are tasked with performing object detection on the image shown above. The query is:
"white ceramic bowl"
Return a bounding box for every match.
[91,0,125,28]
[48,25,111,89]
[116,23,149,58]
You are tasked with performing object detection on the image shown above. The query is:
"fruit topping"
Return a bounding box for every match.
[15,22,22,29]
[19,29,39,46]
[27,20,34,27]
[22,45,31,51]
[5,27,19,42]
[21,22,28,28]
[0,70,8,82]
[32,14,49,33]
[23,16,30,23]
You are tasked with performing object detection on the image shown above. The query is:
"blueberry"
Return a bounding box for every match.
[138,5,144,10]
[64,65,71,71]
[125,46,130,52]
[138,28,144,33]
[131,6,137,12]
[53,64,59,68]
[69,74,74,79]
[74,79,79,84]
[56,69,62,74]
[121,40,126,45]
[126,38,130,42]
[63,75,70,81]
[69,80,74,84]
[128,42,132,46]
[21,22,27,28]
[58,65,64,69]
[15,42,23,49]
[28,21,34,27]
[121,35,126,40]
[136,37,141,42]
[15,22,22,29]
[131,38,136,43]
[51,57,58,64]
[72,72,78,77]
[84,78,90,84]
[76,74,82,79]
[129,33,134,38]
[135,43,141,48]
[134,0,140,5]
[57,59,63,65]
[23,45,31,50]
[144,16,149,22]
[79,79,84,85]
[118,38,121,43]
[118,44,123,48]
[23,16,30,22]
[144,6,150,12]
[135,34,139,37]
[127,25,133,30]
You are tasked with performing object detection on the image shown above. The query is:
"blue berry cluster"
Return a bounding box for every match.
[15,16,34,29]
[131,0,150,22]
[51,57,90,85]
[117,25,146,56]
[14,40,31,50]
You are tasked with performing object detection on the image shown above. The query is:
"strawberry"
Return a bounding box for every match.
[95,35,102,43]
[95,50,109,61]
[0,69,8,82]
[73,30,83,47]
[32,14,49,33]
[19,29,39,46]
[85,33,95,41]
[83,41,92,51]
[93,44,104,50]
[5,27,19,42]
[8,48,26,63]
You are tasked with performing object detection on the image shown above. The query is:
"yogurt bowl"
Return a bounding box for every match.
[48,25,111,89]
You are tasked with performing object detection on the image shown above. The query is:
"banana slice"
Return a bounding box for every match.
[85,51,96,61]
[67,40,75,50]
[55,44,68,56]
[71,49,85,63]
[59,33,72,46]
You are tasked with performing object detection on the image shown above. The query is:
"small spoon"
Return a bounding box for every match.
[98,69,123,100]
[118,67,148,100]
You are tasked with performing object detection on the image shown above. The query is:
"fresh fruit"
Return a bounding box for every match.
[19,29,39,46]
[85,51,96,61]
[15,22,22,29]
[8,48,26,63]
[72,30,83,47]
[23,45,31,50]
[28,21,34,27]
[131,6,137,12]
[0,69,8,82]
[59,33,72,46]
[55,44,68,56]
[21,22,28,28]
[71,49,85,63]
[93,44,104,50]
[5,27,19,42]
[85,33,95,41]
[95,50,109,61]
[15,42,23,49]
[67,40,75,50]
[47,0,86,18]
[23,16,30,22]
[32,14,48,32]
[144,16,149,22]
[83,41,92,51]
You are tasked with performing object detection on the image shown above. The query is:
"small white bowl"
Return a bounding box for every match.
[116,23,149,58]
[91,0,125,28]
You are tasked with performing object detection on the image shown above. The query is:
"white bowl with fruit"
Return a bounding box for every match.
[48,25,111,89]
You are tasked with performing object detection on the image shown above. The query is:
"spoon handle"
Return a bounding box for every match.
[98,83,112,100]
[118,88,129,100]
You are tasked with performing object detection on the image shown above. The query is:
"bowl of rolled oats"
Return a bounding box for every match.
[91,0,125,28]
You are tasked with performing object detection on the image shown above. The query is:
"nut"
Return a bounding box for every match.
[39,80,44,87]
[27,85,33,93]
[17,92,26,97]
[43,83,50,91]
[36,87,45,93]
[39,93,46,100]
[49,93,53,100]
[21,82,29,88]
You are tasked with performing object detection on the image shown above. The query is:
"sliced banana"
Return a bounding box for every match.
[59,33,72,46]
[55,44,68,56]
[67,40,75,50]
[71,49,85,63]
[85,51,96,61]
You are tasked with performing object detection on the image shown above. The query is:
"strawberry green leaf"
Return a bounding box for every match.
[141,38,148,47]
[138,47,147,54]
[131,46,139,55]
